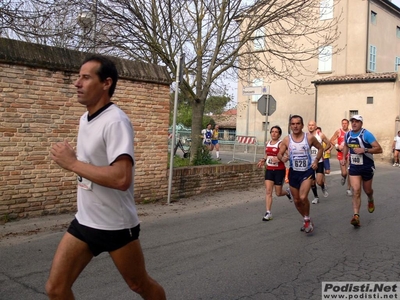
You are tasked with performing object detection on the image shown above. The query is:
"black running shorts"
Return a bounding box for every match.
[67,218,140,256]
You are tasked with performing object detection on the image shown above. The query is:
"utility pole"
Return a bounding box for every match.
[167,54,185,204]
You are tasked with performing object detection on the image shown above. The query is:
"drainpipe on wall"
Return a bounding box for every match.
[366,0,370,72]
[397,69,400,135]
[314,84,318,123]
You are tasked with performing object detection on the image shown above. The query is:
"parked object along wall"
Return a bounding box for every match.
[0,38,264,221]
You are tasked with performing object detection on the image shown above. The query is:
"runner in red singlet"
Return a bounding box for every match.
[330,119,352,196]
[257,126,291,221]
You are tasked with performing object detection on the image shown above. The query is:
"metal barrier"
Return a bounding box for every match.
[228,135,258,163]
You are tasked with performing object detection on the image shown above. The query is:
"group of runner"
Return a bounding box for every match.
[202,123,221,160]
[257,114,383,233]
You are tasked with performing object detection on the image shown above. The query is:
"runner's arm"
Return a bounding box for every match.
[361,131,383,154]
[277,137,289,163]
[341,141,349,165]
[321,133,332,152]
[329,130,339,148]
[366,140,383,154]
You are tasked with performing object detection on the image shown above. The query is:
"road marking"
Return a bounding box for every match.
[326,171,342,176]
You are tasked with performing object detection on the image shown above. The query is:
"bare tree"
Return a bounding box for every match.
[1,0,342,159]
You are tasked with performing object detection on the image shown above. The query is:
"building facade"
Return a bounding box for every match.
[236,0,400,160]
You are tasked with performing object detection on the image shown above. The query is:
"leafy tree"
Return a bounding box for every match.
[2,0,342,159]
[170,93,231,128]
[204,96,231,115]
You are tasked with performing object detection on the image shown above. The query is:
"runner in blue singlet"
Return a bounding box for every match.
[341,115,382,228]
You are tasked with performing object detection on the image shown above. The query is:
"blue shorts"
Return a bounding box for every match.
[212,140,219,145]
[288,168,315,190]
[323,158,330,171]
[264,169,285,185]
[349,165,375,181]
[67,218,140,256]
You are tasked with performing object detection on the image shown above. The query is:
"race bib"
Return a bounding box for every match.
[311,148,318,156]
[293,156,308,171]
[266,156,278,167]
[77,176,93,191]
[350,154,363,165]
[77,157,93,191]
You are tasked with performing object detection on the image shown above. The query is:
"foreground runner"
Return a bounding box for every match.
[47,55,166,299]
[257,126,291,221]
[341,115,382,227]
[277,115,323,233]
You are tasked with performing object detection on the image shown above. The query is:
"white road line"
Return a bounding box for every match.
[326,170,342,176]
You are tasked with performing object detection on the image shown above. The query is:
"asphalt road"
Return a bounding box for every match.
[1,161,399,300]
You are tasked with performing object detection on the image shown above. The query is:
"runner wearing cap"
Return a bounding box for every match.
[341,115,382,227]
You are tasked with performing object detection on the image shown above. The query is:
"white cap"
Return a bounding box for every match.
[350,115,363,122]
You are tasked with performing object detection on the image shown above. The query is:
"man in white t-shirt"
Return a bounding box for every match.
[47,55,166,299]
[392,131,400,166]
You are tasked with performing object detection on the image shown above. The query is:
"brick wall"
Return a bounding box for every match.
[170,163,264,200]
[0,38,173,220]
[0,38,264,221]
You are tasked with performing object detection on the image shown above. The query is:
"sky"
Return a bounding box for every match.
[393,0,400,7]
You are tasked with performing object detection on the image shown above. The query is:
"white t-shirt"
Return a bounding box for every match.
[394,135,400,150]
[75,104,139,230]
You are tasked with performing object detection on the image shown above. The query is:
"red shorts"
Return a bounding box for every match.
[337,151,349,161]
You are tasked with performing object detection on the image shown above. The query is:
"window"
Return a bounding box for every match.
[397,26,400,38]
[318,46,332,72]
[227,129,236,141]
[369,45,376,72]
[371,11,377,25]
[395,57,400,71]
[251,79,263,102]
[367,97,373,104]
[349,110,358,118]
[320,0,333,20]
[254,28,265,50]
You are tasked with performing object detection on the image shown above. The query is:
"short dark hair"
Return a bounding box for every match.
[82,54,118,97]
[342,119,349,123]
[270,125,282,136]
[290,115,304,125]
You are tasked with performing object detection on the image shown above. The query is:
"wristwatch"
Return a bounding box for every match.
[364,148,368,153]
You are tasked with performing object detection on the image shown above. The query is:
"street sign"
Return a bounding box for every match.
[242,86,270,96]
[257,94,276,116]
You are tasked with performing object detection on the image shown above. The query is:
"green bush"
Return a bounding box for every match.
[192,146,219,166]
[168,146,220,167]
